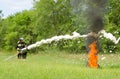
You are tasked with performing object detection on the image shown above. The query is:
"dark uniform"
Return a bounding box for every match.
[17,38,27,59]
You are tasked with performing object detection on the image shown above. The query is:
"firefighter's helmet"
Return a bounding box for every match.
[19,38,24,41]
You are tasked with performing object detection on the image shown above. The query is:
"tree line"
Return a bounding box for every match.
[0,0,119,53]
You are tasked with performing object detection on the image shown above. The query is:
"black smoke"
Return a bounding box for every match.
[86,0,108,33]
[85,0,108,53]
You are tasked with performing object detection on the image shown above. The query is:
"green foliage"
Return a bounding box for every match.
[34,0,75,37]
[101,0,120,54]
[4,32,18,50]
[0,10,3,21]
[108,0,120,27]
[0,0,119,53]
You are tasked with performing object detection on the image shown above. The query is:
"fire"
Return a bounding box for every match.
[87,41,99,68]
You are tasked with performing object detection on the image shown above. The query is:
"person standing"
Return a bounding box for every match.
[17,38,27,59]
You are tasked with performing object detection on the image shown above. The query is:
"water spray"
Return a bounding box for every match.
[21,32,87,51]
[4,30,119,61]
[100,30,120,44]
[21,30,119,52]
[4,54,18,61]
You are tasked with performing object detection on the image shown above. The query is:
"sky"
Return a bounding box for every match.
[0,0,33,18]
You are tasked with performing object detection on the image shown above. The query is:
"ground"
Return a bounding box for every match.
[0,51,120,79]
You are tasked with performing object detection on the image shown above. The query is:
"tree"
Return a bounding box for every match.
[0,10,3,20]
[102,0,120,53]
[108,0,120,27]
[33,0,75,38]
[0,10,35,50]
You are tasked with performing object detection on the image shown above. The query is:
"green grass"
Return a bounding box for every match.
[0,51,120,79]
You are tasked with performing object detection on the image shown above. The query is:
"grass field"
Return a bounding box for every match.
[0,51,120,79]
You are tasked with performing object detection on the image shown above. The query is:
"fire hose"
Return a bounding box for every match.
[4,49,28,61]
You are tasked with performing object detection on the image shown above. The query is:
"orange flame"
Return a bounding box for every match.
[88,41,99,68]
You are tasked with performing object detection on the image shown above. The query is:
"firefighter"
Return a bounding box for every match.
[17,38,27,59]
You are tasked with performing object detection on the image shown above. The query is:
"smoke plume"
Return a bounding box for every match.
[86,0,107,33]
[85,0,108,50]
